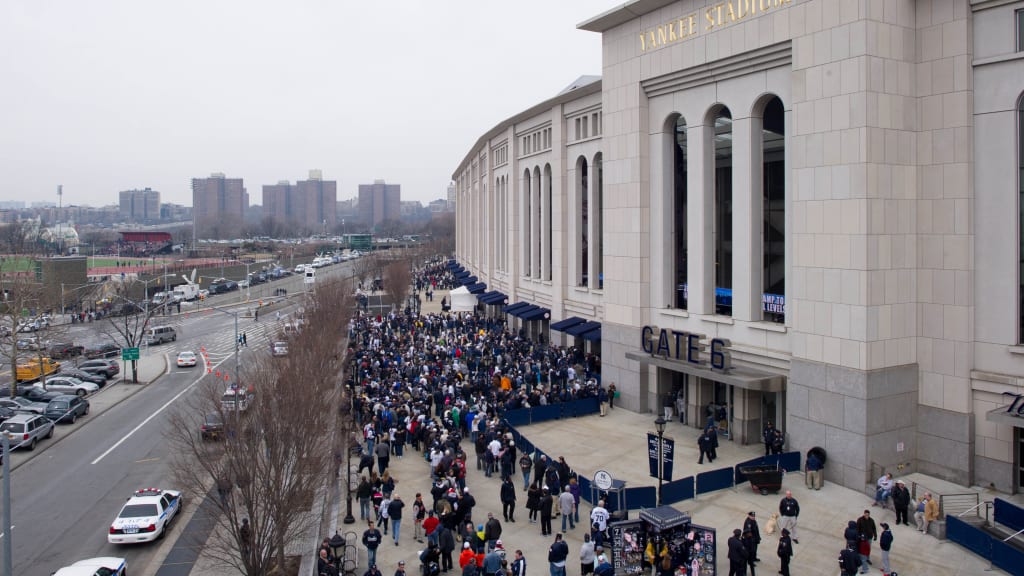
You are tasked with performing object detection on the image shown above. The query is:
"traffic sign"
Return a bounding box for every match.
[122,347,140,361]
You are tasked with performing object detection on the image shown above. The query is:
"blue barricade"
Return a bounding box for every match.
[623,486,657,510]
[778,451,801,472]
[994,498,1024,533]
[696,467,735,495]
[504,408,531,428]
[578,476,592,503]
[574,397,600,417]
[992,538,1024,575]
[531,404,561,423]
[661,476,695,504]
[946,516,991,559]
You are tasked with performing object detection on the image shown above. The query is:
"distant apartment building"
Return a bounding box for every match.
[262,170,336,234]
[191,173,248,239]
[118,188,161,223]
[446,183,455,210]
[358,180,400,228]
[160,203,192,223]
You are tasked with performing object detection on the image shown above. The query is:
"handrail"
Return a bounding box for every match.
[958,500,991,517]
[1003,527,1024,542]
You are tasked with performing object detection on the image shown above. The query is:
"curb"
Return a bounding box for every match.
[6,353,169,474]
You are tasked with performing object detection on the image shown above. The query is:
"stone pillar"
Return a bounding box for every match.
[687,123,715,315]
[731,115,762,322]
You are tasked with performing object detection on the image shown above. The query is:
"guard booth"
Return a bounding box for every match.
[610,506,717,576]
[590,470,628,521]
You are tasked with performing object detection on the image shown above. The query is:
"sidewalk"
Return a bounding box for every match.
[328,409,1001,576]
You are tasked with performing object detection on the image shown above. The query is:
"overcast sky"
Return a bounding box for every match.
[0,0,616,208]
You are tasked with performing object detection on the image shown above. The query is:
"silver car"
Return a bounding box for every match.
[0,413,54,450]
[38,376,100,397]
[0,397,48,415]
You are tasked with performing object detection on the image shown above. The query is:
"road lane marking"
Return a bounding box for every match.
[0,525,15,539]
[135,457,161,463]
[91,354,232,465]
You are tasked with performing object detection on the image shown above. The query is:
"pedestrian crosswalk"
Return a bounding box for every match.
[199,321,281,363]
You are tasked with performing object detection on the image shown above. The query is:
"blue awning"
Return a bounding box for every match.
[581,326,602,341]
[550,316,587,332]
[508,304,540,319]
[520,307,551,321]
[454,270,469,278]
[466,282,487,294]
[479,291,508,305]
[566,320,601,337]
[504,302,531,315]
[461,275,478,285]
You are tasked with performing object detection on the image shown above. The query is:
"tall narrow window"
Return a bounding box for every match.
[713,107,733,316]
[1018,9,1024,52]
[762,97,786,323]
[577,156,589,287]
[594,153,604,289]
[533,166,542,278]
[1019,95,1024,341]
[673,115,688,309]
[545,164,553,281]
[523,169,532,277]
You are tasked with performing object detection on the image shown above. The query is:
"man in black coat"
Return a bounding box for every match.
[500,477,517,522]
[438,526,456,573]
[698,431,711,464]
[776,528,793,576]
[539,487,554,536]
[891,479,911,525]
[742,511,761,562]
[727,529,749,576]
[838,544,861,576]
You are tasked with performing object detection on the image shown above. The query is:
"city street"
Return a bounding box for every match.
[0,258,360,575]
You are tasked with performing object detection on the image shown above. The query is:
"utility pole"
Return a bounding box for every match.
[3,434,13,576]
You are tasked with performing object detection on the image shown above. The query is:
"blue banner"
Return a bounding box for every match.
[647,433,675,482]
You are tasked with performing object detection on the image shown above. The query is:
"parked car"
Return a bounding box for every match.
[199,411,224,441]
[16,336,42,350]
[84,343,120,359]
[47,342,85,359]
[107,487,182,544]
[20,387,63,403]
[53,557,127,576]
[37,376,99,397]
[0,406,17,424]
[0,396,48,415]
[44,394,90,423]
[15,358,61,382]
[78,358,120,379]
[271,341,288,357]
[0,413,54,450]
[176,351,197,368]
[59,367,107,386]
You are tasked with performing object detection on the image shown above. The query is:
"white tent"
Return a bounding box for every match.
[448,285,477,312]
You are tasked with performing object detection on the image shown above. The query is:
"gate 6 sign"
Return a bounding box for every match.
[1001,392,1024,418]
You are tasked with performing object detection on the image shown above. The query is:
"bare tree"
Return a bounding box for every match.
[167,278,354,575]
[351,252,379,291]
[385,260,412,313]
[100,283,178,382]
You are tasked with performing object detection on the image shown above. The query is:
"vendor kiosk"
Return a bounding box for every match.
[610,506,717,576]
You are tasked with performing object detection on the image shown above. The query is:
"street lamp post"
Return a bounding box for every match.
[654,416,666,506]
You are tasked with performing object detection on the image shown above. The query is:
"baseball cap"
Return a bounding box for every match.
[496,539,503,547]
[598,555,607,562]
[399,561,406,566]
[464,542,471,549]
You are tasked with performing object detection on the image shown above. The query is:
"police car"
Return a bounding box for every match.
[107,487,182,544]
[52,556,126,575]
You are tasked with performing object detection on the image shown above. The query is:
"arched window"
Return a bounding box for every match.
[671,115,688,308]
[576,156,589,287]
[594,153,604,289]
[712,106,733,316]
[544,164,553,281]
[761,96,786,323]
[523,168,532,276]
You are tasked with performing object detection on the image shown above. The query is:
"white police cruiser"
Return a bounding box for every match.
[52,556,126,575]
[107,487,182,544]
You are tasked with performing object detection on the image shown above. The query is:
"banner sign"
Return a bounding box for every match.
[647,433,675,482]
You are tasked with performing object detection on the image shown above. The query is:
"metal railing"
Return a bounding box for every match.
[911,480,980,518]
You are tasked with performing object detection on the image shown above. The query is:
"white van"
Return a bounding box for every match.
[144,326,177,345]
